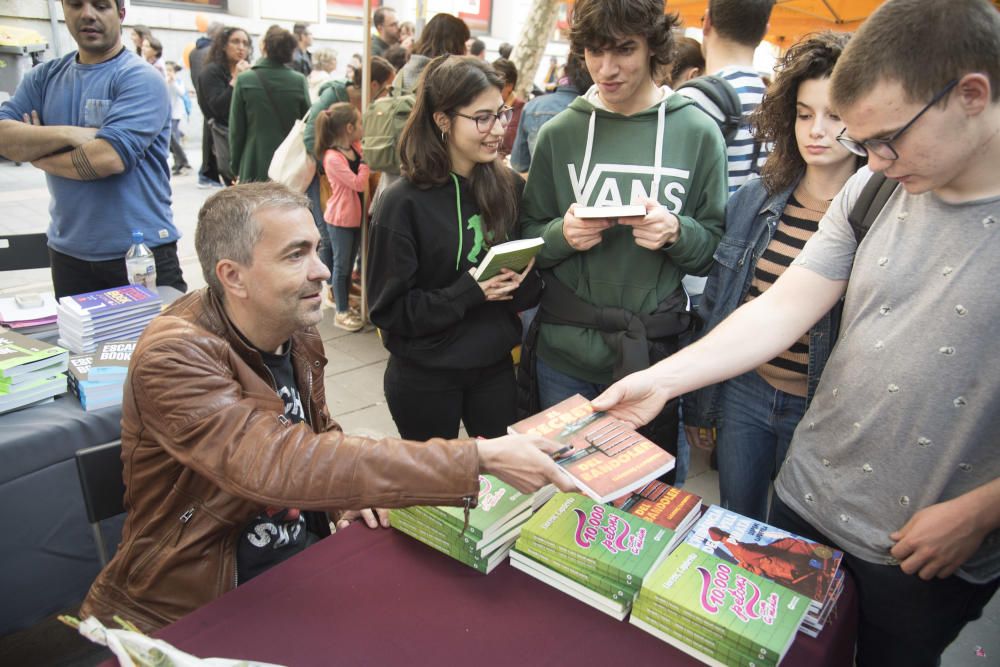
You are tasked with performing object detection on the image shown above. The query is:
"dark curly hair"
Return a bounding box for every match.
[751,32,859,194]
[569,0,680,81]
[208,26,253,69]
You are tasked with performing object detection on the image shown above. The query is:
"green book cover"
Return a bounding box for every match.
[513,539,634,601]
[509,551,628,621]
[636,543,808,662]
[390,509,514,574]
[631,610,770,667]
[471,237,544,281]
[389,510,490,570]
[394,505,527,557]
[637,594,773,657]
[0,330,68,380]
[634,598,778,667]
[516,493,671,589]
[418,474,531,544]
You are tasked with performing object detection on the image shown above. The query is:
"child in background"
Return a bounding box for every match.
[314,102,369,332]
[164,61,192,176]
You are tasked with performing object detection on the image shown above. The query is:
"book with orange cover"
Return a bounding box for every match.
[611,481,702,551]
[508,394,675,503]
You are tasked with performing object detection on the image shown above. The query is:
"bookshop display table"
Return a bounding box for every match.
[0,396,124,636]
[140,524,857,666]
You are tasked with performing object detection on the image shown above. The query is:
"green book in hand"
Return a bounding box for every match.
[471,238,544,281]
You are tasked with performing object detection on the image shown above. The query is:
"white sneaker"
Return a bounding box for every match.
[334,311,364,332]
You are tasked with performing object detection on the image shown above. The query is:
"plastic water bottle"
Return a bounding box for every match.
[125,231,157,289]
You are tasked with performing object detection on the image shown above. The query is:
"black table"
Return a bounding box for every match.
[0,395,123,636]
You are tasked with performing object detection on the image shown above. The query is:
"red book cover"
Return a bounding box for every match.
[611,481,702,533]
[508,394,675,503]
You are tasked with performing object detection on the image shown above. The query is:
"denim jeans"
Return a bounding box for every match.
[536,356,685,485]
[329,225,360,313]
[306,174,334,278]
[716,370,806,521]
[770,495,999,667]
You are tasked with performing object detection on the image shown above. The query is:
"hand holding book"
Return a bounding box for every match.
[476,434,577,494]
[471,258,535,302]
[591,366,676,430]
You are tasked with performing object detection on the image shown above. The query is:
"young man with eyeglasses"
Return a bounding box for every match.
[593,1,1000,664]
[519,0,728,484]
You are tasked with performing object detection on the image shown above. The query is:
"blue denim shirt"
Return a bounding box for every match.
[509,85,579,172]
[684,176,841,428]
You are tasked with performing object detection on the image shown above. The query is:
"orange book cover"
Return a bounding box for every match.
[509,394,675,503]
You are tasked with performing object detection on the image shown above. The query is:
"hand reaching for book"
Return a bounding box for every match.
[591,367,674,429]
[477,434,577,494]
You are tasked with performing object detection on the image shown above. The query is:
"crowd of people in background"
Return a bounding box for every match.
[1,1,998,664]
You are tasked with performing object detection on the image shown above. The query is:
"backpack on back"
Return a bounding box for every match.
[361,86,415,175]
[678,74,765,174]
[677,75,745,144]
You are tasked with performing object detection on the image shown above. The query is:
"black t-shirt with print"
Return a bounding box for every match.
[236,341,328,585]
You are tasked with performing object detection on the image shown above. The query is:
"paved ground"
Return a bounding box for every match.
[1,136,996,666]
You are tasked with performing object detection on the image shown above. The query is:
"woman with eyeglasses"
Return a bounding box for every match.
[367,56,541,440]
[685,32,864,521]
[197,26,253,185]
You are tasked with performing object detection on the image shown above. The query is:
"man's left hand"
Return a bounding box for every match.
[889,495,988,580]
[618,197,680,250]
[336,508,389,530]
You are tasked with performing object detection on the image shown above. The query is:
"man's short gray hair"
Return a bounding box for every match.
[195,183,310,295]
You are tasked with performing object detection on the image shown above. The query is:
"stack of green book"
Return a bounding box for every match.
[0,330,69,415]
[682,505,845,639]
[510,493,675,620]
[630,509,815,666]
[389,475,553,574]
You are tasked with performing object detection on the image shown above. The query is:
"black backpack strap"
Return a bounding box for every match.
[847,172,899,244]
[678,75,743,142]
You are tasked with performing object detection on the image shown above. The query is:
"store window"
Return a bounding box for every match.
[457,0,491,35]
[327,0,382,22]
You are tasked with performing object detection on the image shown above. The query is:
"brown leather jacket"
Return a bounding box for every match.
[81,289,479,632]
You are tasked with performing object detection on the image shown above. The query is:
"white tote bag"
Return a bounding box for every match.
[268,111,316,193]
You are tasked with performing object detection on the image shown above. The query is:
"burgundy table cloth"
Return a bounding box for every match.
[104,523,857,666]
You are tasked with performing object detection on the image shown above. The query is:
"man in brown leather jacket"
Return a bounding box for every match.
[81,183,573,632]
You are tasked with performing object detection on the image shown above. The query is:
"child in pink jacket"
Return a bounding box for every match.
[315,102,370,331]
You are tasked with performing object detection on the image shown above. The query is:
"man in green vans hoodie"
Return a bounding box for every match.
[520,0,727,479]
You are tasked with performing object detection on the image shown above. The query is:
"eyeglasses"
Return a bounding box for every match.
[454,106,514,133]
[836,79,958,161]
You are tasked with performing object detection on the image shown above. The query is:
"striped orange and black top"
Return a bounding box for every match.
[742,190,828,398]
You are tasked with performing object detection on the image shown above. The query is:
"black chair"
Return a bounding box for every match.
[74,440,126,566]
[0,232,49,271]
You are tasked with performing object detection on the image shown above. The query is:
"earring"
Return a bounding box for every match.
[441,131,447,142]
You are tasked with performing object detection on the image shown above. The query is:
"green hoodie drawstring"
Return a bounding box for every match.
[450,172,463,270]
